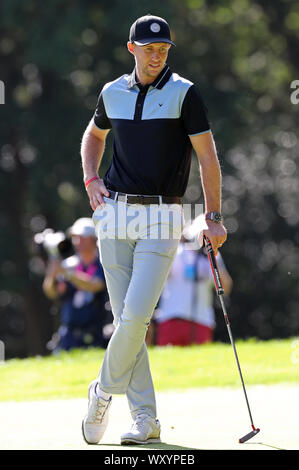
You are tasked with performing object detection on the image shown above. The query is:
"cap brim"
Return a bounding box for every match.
[71,230,96,237]
[133,38,176,46]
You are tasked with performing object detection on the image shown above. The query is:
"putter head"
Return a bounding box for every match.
[239,427,260,443]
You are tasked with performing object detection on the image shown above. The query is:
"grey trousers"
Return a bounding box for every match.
[92,198,183,419]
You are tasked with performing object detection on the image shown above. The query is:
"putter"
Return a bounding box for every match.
[203,235,260,444]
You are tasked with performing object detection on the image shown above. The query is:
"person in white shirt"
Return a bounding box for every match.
[155,238,233,345]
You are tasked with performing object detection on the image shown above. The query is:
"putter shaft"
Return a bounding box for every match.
[203,236,260,443]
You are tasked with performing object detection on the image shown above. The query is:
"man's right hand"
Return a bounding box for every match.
[86,178,110,211]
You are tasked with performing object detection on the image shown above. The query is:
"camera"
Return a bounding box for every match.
[34,228,74,261]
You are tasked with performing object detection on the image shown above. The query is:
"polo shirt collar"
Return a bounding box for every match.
[127,65,172,90]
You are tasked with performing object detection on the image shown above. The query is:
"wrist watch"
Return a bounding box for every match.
[205,211,223,224]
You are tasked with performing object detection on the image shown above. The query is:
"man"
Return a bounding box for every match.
[43,218,111,351]
[81,14,227,445]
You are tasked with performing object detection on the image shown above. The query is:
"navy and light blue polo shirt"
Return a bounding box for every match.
[93,65,211,197]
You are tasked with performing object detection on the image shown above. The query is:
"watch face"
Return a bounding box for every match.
[214,212,222,223]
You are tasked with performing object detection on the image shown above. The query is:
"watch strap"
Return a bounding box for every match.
[205,211,222,224]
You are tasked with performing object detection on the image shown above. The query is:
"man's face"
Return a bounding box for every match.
[128,42,171,80]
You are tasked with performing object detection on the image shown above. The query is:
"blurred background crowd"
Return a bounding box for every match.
[0,0,298,358]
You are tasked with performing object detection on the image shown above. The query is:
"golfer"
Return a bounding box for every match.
[81,14,227,445]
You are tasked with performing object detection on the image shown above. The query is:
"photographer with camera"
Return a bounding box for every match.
[42,218,113,352]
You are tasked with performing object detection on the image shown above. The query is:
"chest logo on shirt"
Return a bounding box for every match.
[158,103,163,107]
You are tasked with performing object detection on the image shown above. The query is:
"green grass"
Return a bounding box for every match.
[0,338,298,402]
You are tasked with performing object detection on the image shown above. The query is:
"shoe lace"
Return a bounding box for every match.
[92,399,109,423]
[132,414,149,432]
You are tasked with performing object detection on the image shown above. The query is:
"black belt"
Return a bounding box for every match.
[107,190,182,205]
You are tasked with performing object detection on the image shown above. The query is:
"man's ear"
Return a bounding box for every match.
[127,41,135,55]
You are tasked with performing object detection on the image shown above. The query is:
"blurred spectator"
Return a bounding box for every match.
[42,218,113,352]
[153,236,233,346]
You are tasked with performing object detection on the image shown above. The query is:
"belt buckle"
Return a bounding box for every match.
[116,193,127,203]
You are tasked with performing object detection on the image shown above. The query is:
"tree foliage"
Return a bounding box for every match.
[0,0,298,357]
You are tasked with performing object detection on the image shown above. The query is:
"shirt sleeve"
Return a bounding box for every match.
[93,91,111,130]
[181,84,211,136]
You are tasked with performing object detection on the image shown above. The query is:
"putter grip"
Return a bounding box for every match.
[203,236,224,295]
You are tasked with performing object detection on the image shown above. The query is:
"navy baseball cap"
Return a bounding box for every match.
[129,14,176,46]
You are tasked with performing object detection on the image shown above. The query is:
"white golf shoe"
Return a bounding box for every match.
[121,413,161,445]
[82,380,112,444]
